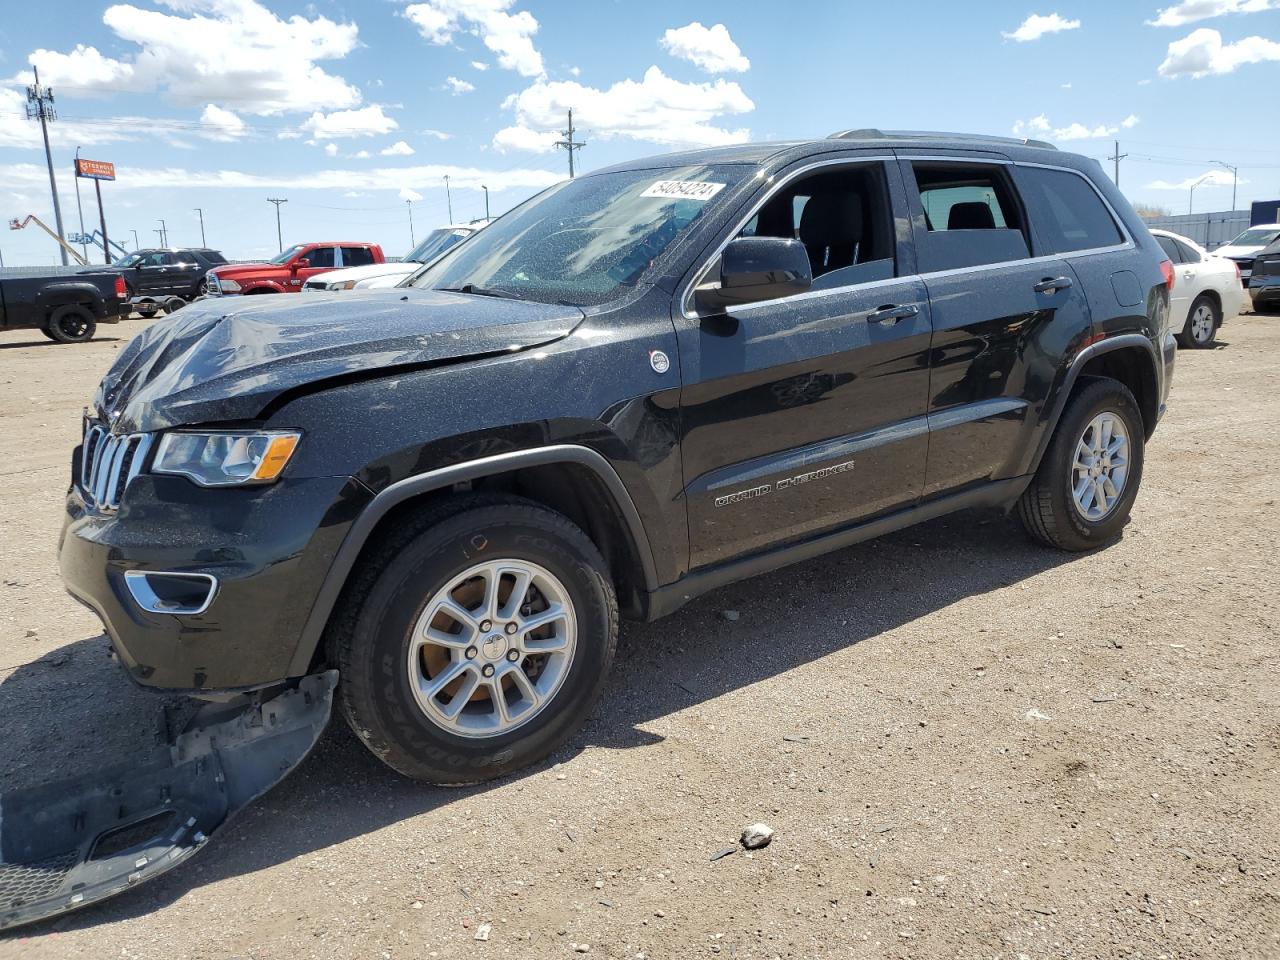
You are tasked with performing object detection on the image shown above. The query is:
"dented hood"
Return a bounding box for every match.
[95,288,582,433]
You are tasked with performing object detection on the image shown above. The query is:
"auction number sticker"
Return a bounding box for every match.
[640,180,727,201]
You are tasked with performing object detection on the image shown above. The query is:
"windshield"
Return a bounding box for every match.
[269,244,305,265]
[1227,228,1280,247]
[114,253,143,267]
[408,164,748,306]
[405,227,470,263]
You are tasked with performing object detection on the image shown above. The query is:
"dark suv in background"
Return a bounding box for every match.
[114,247,228,300]
[61,130,1175,789]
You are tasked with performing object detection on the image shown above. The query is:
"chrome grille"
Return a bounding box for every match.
[80,424,153,512]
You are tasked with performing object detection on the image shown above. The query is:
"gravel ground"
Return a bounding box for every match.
[0,311,1277,960]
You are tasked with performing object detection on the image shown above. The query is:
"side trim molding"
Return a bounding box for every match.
[286,444,659,677]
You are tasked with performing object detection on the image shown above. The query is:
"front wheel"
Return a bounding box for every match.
[329,496,618,784]
[1017,378,1145,552]
[1179,294,1219,349]
[45,304,97,343]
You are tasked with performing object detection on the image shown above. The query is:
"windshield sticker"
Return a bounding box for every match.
[640,180,727,202]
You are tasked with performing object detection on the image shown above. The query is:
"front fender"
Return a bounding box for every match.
[238,280,287,294]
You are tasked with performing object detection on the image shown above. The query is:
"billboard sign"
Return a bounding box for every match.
[75,159,116,181]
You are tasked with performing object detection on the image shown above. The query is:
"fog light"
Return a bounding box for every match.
[124,571,219,615]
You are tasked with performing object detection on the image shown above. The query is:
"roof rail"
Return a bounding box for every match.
[826,128,1058,151]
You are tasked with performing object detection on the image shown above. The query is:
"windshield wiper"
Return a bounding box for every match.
[438,284,522,300]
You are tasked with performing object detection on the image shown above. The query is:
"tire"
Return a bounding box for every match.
[39,327,59,342]
[45,304,97,344]
[164,296,187,314]
[1017,377,1145,552]
[329,495,618,784]
[1178,294,1219,349]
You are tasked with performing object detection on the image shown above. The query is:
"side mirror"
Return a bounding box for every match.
[293,258,310,270]
[694,236,812,313]
[134,263,144,269]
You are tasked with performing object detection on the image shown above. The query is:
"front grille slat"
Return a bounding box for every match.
[78,423,148,513]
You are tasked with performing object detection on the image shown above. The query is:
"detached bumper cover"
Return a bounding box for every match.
[0,671,336,931]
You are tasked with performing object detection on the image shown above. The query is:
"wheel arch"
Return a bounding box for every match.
[1028,334,1161,475]
[286,444,658,677]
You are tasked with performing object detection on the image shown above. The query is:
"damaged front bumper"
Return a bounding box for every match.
[0,670,336,931]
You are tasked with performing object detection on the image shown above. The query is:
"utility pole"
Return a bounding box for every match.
[554,108,586,178]
[74,146,87,261]
[1188,174,1210,215]
[130,229,139,250]
[157,218,167,248]
[482,184,490,220]
[443,175,453,223]
[94,176,110,264]
[266,198,287,252]
[406,199,415,247]
[194,207,206,246]
[1107,140,1127,189]
[27,65,68,265]
[1212,160,1239,212]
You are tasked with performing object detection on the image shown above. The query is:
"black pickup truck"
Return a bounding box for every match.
[0,131,1175,931]
[0,266,130,342]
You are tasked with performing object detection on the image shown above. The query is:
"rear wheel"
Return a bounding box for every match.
[1179,294,1219,348]
[329,496,617,784]
[45,304,97,343]
[1017,378,1145,552]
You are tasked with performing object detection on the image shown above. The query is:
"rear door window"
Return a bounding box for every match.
[908,162,1030,272]
[1016,166,1124,254]
[343,246,376,267]
[1155,236,1184,264]
[1174,238,1202,263]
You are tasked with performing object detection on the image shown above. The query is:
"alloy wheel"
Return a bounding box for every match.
[1190,303,1215,344]
[1071,412,1130,521]
[408,559,577,738]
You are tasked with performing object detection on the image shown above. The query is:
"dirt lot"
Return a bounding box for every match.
[0,311,1277,960]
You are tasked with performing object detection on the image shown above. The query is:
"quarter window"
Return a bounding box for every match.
[910,162,1030,271]
[1017,166,1123,254]
[343,246,376,267]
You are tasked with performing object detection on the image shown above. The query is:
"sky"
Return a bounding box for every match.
[1,0,1279,266]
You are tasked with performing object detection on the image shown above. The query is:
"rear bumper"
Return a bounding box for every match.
[1248,277,1279,306]
[58,461,371,692]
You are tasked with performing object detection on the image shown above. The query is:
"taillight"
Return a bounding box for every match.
[114,275,127,298]
[1159,259,1175,290]
[1233,261,1242,280]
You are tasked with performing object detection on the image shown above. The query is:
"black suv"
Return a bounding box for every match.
[61,131,1175,785]
[114,247,228,300]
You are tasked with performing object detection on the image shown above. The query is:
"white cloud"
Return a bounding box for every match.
[199,104,245,141]
[494,65,753,153]
[445,76,476,94]
[353,150,371,158]
[381,140,416,156]
[403,0,544,77]
[422,129,454,140]
[569,66,581,77]
[17,0,361,116]
[660,22,750,73]
[1002,13,1082,41]
[1061,81,1073,88]
[302,105,398,139]
[0,87,139,148]
[1145,169,1248,189]
[1013,113,1140,140]
[1158,26,1280,76]
[471,60,489,70]
[1148,0,1277,28]
[0,160,565,195]
[399,187,424,202]
[324,142,339,156]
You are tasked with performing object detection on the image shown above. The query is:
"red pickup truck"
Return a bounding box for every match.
[205,242,385,295]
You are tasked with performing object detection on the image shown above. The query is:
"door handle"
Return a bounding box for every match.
[867,303,920,325]
[1033,276,1073,294]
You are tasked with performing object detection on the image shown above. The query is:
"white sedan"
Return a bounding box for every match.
[302,224,481,293]
[1152,229,1246,349]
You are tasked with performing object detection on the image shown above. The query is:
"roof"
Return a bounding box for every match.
[590,131,1072,177]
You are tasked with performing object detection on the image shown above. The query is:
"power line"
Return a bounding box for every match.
[554,108,586,178]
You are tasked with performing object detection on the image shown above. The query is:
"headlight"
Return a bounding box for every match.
[331,280,357,291]
[218,277,241,293]
[153,430,301,487]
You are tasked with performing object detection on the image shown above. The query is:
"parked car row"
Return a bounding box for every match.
[1151,228,1246,348]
